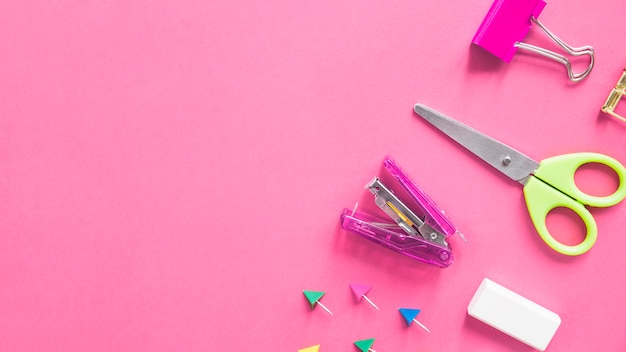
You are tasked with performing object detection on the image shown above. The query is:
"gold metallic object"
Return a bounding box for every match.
[601,67,626,123]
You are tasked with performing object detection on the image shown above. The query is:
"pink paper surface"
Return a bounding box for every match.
[1,0,625,351]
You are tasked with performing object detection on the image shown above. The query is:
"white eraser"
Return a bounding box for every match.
[468,278,561,351]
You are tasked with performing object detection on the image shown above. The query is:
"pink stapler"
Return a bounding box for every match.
[472,0,594,82]
[340,157,464,268]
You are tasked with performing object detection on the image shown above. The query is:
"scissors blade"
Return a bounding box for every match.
[414,104,540,185]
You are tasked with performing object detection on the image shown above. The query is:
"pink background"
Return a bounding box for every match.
[1,0,625,351]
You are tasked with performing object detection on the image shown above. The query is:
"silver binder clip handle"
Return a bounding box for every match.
[514,17,595,82]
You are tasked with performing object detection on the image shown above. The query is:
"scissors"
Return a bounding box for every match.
[414,104,626,256]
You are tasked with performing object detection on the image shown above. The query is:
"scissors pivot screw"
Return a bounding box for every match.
[503,156,512,166]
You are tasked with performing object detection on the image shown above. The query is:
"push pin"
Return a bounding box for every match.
[350,284,379,310]
[399,308,430,333]
[601,66,626,123]
[298,344,320,352]
[354,338,378,352]
[472,0,594,82]
[303,290,334,316]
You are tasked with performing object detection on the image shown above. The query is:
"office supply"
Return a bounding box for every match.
[472,0,594,82]
[350,284,379,310]
[398,308,430,333]
[601,66,626,123]
[468,278,561,351]
[354,338,377,352]
[340,156,463,268]
[303,290,333,316]
[414,104,626,256]
[298,344,321,352]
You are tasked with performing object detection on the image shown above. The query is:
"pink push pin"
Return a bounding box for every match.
[350,284,379,310]
[472,0,594,82]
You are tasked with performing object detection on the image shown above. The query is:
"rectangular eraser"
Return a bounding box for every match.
[468,278,561,351]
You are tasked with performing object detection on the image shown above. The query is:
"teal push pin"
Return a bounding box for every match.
[303,290,334,316]
[354,338,377,352]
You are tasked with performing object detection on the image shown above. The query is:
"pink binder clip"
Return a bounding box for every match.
[472,0,594,82]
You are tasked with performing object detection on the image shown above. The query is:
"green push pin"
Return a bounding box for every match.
[303,290,333,316]
[354,338,377,352]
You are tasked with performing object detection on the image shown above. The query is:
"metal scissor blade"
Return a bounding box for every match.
[414,104,540,184]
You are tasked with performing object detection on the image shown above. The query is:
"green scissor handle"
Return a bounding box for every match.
[523,153,626,256]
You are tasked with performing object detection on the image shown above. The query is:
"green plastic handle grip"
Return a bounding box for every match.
[533,153,626,207]
[523,177,597,255]
[522,152,626,256]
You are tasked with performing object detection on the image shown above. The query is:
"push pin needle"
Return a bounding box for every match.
[303,290,334,316]
[399,308,430,333]
[350,284,379,310]
[354,338,378,352]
